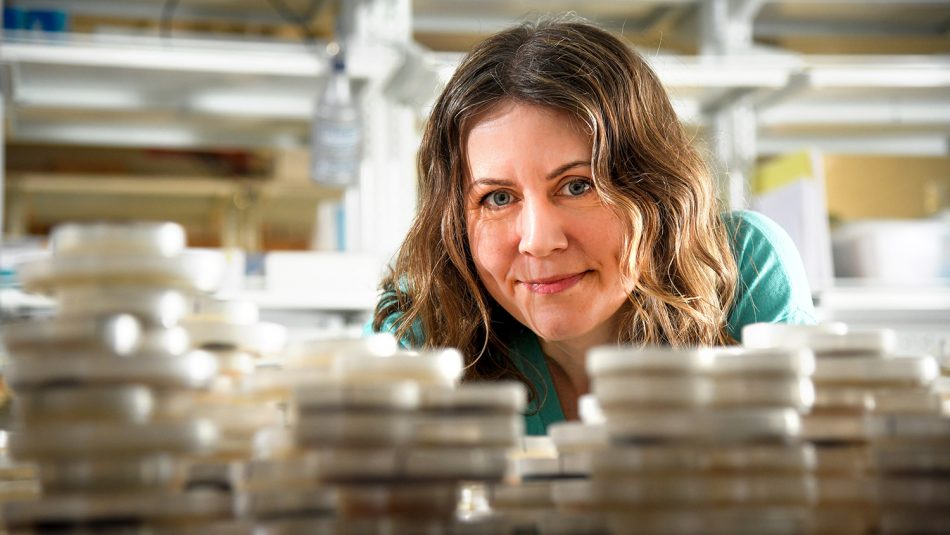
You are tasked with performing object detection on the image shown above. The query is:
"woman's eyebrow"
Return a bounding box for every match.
[470,178,512,188]
[546,160,591,180]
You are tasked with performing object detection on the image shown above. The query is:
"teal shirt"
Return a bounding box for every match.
[371,210,816,435]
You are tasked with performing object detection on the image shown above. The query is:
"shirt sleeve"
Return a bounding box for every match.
[724,210,817,342]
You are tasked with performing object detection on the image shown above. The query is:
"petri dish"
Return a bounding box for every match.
[2,314,141,357]
[710,347,816,377]
[14,384,154,424]
[333,348,464,386]
[181,320,288,356]
[741,322,848,350]
[38,454,183,494]
[814,355,939,386]
[606,408,801,444]
[8,419,218,461]
[55,284,190,327]
[409,413,523,448]
[294,382,420,413]
[586,346,713,378]
[418,381,527,414]
[50,221,186,258]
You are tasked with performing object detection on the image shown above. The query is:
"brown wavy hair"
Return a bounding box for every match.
[374,16,739,389]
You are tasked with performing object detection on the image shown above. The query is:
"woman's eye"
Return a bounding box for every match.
[484,190,513,207]
[563,179,592,196]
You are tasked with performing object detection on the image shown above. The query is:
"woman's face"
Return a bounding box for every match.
[465,101,635,346]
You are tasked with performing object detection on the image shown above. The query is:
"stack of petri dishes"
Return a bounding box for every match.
[549,344,816,534]
[1,222,231,533]
[179,297,288,491]
[743,322,944,532]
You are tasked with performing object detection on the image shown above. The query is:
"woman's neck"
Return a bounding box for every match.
[539,320,618,420]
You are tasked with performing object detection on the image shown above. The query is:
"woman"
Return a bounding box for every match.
[372,17,815,435]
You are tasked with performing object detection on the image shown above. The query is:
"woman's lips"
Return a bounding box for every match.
[522,271,588,295]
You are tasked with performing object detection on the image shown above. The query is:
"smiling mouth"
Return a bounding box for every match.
[522,271,589,295]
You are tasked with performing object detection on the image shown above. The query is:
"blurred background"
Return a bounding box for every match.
[1,0,948,352]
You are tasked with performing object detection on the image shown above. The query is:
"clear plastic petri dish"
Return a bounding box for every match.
[547,422,610,454]
[876,477,950,507]
[235,488,337,519]
[309,448,401,483]
[335,482,460,518]
[870,442,950,473]
[741,322,849,350]
[294,412,414,448]
[403,447,509,481]
[551,475,814,507]
[605,408,801,444]
[814,475,876,505]
[18,249,227,294]
[332,348,464,386]
[488,481,555,509]
[1,314,141,357]
[812,444,871,475]
[38,454,184,494]
[595,376,814,410]
[14,384,154,424]
[586,443,814,475]
[50,221,186,258]
[586,346,714,378]
[807,329,897,358]
[604,507,811,535]
[418,381,527,414]
[283,334,399,370]
[709,347,816,377]
[800,413,868,442]
[181,320,288,356]
[293,382,420,413]
[865,413,950,441]
[0,488,232,530]
[7,419,218,461]
[409,413,523,448]
[5,349,219,393]
[55,284,190,328]
[814,355,939,386]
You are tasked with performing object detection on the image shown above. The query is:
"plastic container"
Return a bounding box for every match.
[50,221,186,258]
[605,408,801,444]
[418,381,527,414]
[38,454,183,494]
[814,356,939,385]
[14,384,154,424]
[55,284,190,327]
[18,249,226,294]
[710,347,816,377]
[294,382,420,413]
[742,322,848,350]
[595,376,814,410]
[5,350,219,392]
[332,348,464,386]
[586,346,714,377]
[8,419,218,461]
[551,475,814,507]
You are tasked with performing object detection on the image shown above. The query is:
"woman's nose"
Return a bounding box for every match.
[518,198,568,257]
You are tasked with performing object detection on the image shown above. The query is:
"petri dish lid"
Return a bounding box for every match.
[812,444,871,475]
[548,422,610,453]
[332,348,464,386]
[14,384,154,424]
[294,412,414,448]
[37,454,183,494]
[865,413,950,440]
[309,448,401,482]
[742,322,848,350]
[189,297,260,325]
[800,413,868,442]
[596,375,815,411]
[812,385,875,411]
[586,345,714,377]
[8,419,218,461]
[283,333,399,369]
[869,388,942,414]
[509,456,562,480]
[50,221,186,258]
[488,481,555,508]
[807,329,897,357]
[814,355,939,385]
[181,320,287,355]
[410,413,523,448]
[578,393,605,424]
[552,475,814,507]
[134,325,191,356]
[0,488,231,529]
[1,314,141,356]
[606,408,801,444]
[418,381,527,413]
[587,444,814,475]
[293,382,420,412]
[710,347,816,377]
[870,442,950,474]
[875,476,950,507]
[403,447,508,481]
[55,284,190,328]
[604,508,811,535]
[18,248,227,294]
[236,488,337,518]
[5,349,219,393]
